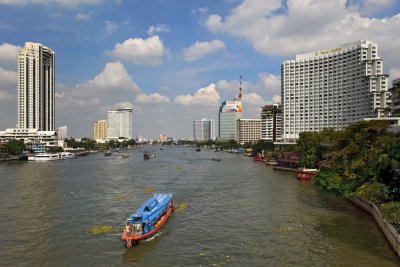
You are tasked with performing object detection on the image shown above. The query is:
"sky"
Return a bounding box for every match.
[0,0,400,139]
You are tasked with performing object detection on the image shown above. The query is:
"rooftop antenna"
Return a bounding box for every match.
[235,74,242,101]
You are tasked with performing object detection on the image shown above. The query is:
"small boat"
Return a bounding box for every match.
[143,153,150,160]
[28,153,60,161]
[122,155,129,159]
[211,158,221,161]
[253,153,262,162]
[295,168,318,180]
[121,193,175,248]
[59,152,76,159]
[104,150,112,156]
[195,148,201,152]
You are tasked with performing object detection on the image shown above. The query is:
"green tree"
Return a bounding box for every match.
[5,140,25,155]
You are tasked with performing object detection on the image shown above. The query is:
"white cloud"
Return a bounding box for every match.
[389,68,400,83]
[191,7,209,15]
[0,43,21,65]
[0,90,13,101]
[174,83,220,106]
[136,93,171,104]
[108,35,168,65]
[242,92,264,105]
[272,95,281,104]
[74,61,140,96]
[75,12,91,20]
[147,24,170,36]
[182,40,225,61]
[110,101,134,109]
[203,0,400,71]
[105,20,118,35]
[0,67,17,87]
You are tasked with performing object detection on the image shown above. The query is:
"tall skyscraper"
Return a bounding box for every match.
[261,104,282,142]
[18,42,55,131]
[193,118,215,141]
[218,100,242,140]
[107,108,132,139]
[93,120,107,140]
[281,40,390,142]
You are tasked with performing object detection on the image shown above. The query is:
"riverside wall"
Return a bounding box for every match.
[350,196,400,259]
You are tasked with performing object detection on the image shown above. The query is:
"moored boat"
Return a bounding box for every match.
[121,193,175,248]
[104,150,112,156]
[295,168,318,180]
[28,153,60,161]
[143,152,150,160]
[59,152,76,159]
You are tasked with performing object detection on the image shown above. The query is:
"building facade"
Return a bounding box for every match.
[281,40,390,142]
[236,119,261,144]
[218,100,242,140]
[193,118,215,141]
[18,42,55,131]
[261,104,283,142]
[390,78,400,117]
[56,126,68,140]
[0,128,58,147]
[107,108,132,139]
[93,120,107,140]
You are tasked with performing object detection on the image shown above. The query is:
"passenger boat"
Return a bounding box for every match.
[143,152,150,160]
[295,168,318,180]
[104,150,112,156]
[59,152,76,159]
[121,193,175,248]
[28,153,60,161]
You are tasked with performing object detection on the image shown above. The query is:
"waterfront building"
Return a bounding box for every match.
[0,128,58,146]
[159,134,167,142]
[261,104,283,142]
[218,100,242,140]
[107,108,132,139]
[193,118,215,141]
[18,42,56,131]
[236,119,261,144]
[390,78,400,117]
[93,120,107,140]
[281,40,390,142]
[56,126,68,140]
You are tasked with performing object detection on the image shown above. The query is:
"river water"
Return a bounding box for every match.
[0,145,399,266]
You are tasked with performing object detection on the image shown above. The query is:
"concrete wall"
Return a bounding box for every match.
[351,196,400,259]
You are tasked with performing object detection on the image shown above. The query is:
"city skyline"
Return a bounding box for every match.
[1,1,400,139]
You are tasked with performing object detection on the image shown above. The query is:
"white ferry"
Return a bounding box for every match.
[59,152,76,159]
[28,153,60,161]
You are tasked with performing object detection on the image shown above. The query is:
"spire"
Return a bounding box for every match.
[234,74,242,101]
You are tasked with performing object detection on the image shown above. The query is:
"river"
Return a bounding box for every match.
[0,145,398,266]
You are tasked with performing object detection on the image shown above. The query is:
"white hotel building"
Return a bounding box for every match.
[281,40,390,142]
[107,108,133,139]
[193,118,215,141]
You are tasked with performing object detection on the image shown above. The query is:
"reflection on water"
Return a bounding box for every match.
[0,146,399,266]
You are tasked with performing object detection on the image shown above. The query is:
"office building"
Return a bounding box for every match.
[193,118,215,141]
[107,108,132,139]
[390,78,400,117]
[18,42,55,131]
[261,104,282,142]
[218,100,242,140]
[236,119,261,144]
[281,40,390,142]
[93,120,107,140]
[56,126,68,140]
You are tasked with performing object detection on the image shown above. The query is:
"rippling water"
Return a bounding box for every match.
[0,146,399,266]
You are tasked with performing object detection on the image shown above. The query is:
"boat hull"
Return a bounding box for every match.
[295,168,318,180]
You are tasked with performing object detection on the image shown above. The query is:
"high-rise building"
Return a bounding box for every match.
[193,118,215,141]
[17,42,55,131]
[218,101,242,140]
[261,104,282,142]
[56,126,68,140]
[93,120,107,140]
[281,40,390,142]
[389,78,400,117]
[236,119,261,144]
[107,108,132,139]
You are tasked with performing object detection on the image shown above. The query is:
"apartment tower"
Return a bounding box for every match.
[281,40,390,142]
[18,42,55,131]
[93,120,107,140]
[107,108,132,139]
[193,118,215,141]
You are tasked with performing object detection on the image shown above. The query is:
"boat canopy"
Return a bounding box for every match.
[127,194,172,223]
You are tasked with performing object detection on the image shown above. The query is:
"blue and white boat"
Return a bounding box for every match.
[122,193,175,248]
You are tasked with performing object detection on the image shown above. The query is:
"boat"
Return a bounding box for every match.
[253,153,262,162]
[195,148,201,152]
[295,168,318,180]
[211,158,221,161]
[59,152,76,159]
[104,150,112,156]
[28,153,60,161]
[121,193,175,248]
[143,152,150,160]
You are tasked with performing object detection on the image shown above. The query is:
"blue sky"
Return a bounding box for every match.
[1,0,400,139]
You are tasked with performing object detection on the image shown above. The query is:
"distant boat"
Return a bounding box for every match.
[143,152,150,160]
[121,193,175,248]
[28,153,59,161]
[195,148,201,152]
[295,168,318,181]
[211,158,221,161]
[104,151,112,156]
[76,151,89,156]
[59,152,76,159]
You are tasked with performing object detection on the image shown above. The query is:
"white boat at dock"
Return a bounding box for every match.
[28,153,60,161]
